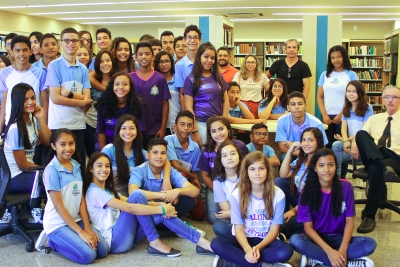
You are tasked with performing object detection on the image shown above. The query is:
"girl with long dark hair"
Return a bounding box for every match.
[258,78,289,120]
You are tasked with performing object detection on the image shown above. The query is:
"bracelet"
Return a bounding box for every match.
[161,205,166,216]
[192,130,198,134]
[343,140,349,143]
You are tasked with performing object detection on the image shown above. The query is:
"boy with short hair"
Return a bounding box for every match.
[33,33,60,72]
[149,39,162,56]
[276,91,328,162]
[89,28,112,69]
[4,33,18,63]
[160,31,175,56]
[129,42,170,148]
[174,36,187,63]
[45,27,93,159]
[0,35,48,132]
[247,123,280,167]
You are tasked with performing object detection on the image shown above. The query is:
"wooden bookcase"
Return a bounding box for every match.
[383,29,400,88]
[233,39,265,69]
[265,41,303,71]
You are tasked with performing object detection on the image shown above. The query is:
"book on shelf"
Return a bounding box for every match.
[265,42,302,55]
[349,46,377,55]
[224,30,234,47]
[266,57,284,67]
[350,57,381,68]
[384,57,391,71]
[384,39,391,54]
[368,96,382,105]
[391,55,398,72]
[235,44,257,55]
[363,82,382,92]
[390,35,399,54]
[234,57,244,67]
[355,70,381,80]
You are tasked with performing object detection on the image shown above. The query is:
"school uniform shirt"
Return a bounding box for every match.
[246,143,276,158]
[166,76,181,128]
[275,112,328,145]
[86,183,120,250]
[32,58,48,73]
[318,70,358,115]
[232,72,269,102]
[129,162,188,192]
[342,104,374,137]
[164,134,201,172]
[229,186,285,238]
[213,177,239,204]
[130,70,171,136]
[42,156,83,234]
[289,159,308,192]
[101,143,147,197]
[174,54,194,89]
[4,117,40,178]
[96,105,130,145]
[182,73,228,123]
[45,56,91,130]
[220,64,239,83]
[0,64,46,125]
[197,139,249,173]
[297,179,356,235]
[258,100,287,115]
[229,102,250,118]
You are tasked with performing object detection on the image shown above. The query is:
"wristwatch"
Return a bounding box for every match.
[67,91,74,98]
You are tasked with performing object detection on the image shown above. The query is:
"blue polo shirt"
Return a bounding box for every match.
[342,104,374,137]
[101,143,147,168]
[229,102,250,118]
[32,58,47,73]
[258,100,286,115]
[246,142,276,158]
[174,54,193,88]
[45,56,91,130]
[275,112,328,144]
[129,162,188,192]
[164,134,201,172]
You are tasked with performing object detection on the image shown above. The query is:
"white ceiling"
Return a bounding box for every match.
[1,1,400,26]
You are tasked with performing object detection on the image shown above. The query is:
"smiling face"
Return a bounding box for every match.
[315,155,336,185]
[184,30,201,51]
[247,160,267,186]
[51,133,76,162]
[81,33,92,48]
[23,89,36,114]
[157,54,172,74]
[113,75,130,99]
[330,50,344,70]
[119,119,137,144]
[116,42,130,63]
[200,48,215,72]
[301,131,318,156]
[161,35,174,55]
[30,36,41,55]
[61,33,79,56]
[146,144,167,169]
[174,39,187,59]
[12,42,32,66]
[217,49,229,67]
[91,156,111,184]
[245,56,257,72]
[220,144,240,170]
[271,81,284,97]
[100,53,112,74]
[41,37,59,59]
[136,46,154,69]
[346,84,359,103]
[76,47,90,66]
[96,32,111,50]
[210,120,229,147]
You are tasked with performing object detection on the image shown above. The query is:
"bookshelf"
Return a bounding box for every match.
[223,20,234,64]
[265,41,303,71]
[348,40,384,113]
[233,40,265,69]
[0,35,7,56]
[382,29,400,88]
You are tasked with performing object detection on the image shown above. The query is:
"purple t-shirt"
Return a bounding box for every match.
[197,139,249,173]
[182,74,228,123]
[297,179,356,235]
[96,105,128,145]
[130,70,171,135]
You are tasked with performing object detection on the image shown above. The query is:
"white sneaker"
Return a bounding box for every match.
[0,209,11,223]
[176,221,206,238]
[347,257,374,267]
[31,208,43,223]
[300,255,325,267]
[262,263,292,267]
[276,232,286,241]
[35,230,49,252]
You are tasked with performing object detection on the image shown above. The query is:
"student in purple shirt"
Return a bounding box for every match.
[182,42,229,146]
[197,116,248,224]
[129,42,171,149]
[290,148,376,267]
[95,72,144,150]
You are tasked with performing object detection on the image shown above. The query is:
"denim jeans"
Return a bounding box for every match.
[174,195,195,218]
[211,235,294,267]
[110,191,201,254]
[332,140,361,177]
[196,121,207,146]
[213,219,232,237]
[48,220,108,264]
[206,187,221,224]
[290,233,377,266]
[8,171,46,194]
[274,177,299,211]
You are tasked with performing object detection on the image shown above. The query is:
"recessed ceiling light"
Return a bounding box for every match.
[58,14,213,20]
[80,20,185,24]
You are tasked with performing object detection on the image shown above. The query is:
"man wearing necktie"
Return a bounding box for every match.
[350,85,400,233]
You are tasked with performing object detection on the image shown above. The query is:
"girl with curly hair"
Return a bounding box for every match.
[290,148,376,267]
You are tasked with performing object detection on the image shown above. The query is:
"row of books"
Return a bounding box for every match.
[349,46,377,55]
[383,57,390,71]
[363,83,382,92]
[234,44,257,55]
[355,70,381,80]
[392,55,398,72]
[384,35,399,54]
[266,57,284,67]
[350,58,381,68]
[234,57,246,66]
[265,43,303,55]
[223,30,234,48]
[368,96,382,105]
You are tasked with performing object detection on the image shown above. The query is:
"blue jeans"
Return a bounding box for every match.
[290,233,377,266]
[274,177,299,211]
[175,195,195,218]
[206,187,220,224]
[8,172,46,194]
[332,140,361,177]
[213,219,232,237]
[211,235,293,267]
[111,191,201,253]
[48,220,108,264]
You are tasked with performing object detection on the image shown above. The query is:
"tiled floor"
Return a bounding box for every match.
[1,177,399,266]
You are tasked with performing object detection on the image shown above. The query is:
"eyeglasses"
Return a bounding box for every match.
[272,85,283,89]
[185,35,200,41]
[81,37,91,43]
[288,68,292,78]
[253,132,269,137]
[246,61,256,65]
[158,60,171,64]
[383,95,400,100]
[5,43,11,47]
[62,39,79,44]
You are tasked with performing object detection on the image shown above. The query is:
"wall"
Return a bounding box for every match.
[342,21,393,40]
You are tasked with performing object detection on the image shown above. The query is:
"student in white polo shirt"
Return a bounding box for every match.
[45,27,93,159]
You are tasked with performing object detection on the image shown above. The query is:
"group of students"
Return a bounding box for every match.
[0,23,380,267]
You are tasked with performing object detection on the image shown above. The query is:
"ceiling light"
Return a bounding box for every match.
[58,14,213,20]
[80,20,185,24]
[230,18,303,22]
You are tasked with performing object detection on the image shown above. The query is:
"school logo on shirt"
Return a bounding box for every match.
[341,201,346,213]
[72,183,80,196]
[150,85,159,95]
[330,78,340,85]
[71,81,78,92]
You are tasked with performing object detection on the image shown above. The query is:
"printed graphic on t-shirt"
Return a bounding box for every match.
[341,201,346,213]
[330,78,340,85]
[26,129,39,157]
[248,208,271,237]
[105,118,116,126]
[72,183,80,196]
[150,85,159,95]
[61,80,83,93]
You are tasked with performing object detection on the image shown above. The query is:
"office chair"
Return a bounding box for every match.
[0,143,45,252]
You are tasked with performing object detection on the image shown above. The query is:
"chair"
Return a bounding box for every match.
[0,143,45,252]
[351,159,400,214]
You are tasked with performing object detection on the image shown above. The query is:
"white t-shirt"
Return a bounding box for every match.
[4,117,40,178]
[86,183,120,250]
[318,70,358,115]
[232,72,269,102]
[213,177,239,204]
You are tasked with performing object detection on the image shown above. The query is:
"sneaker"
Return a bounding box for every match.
[300,255,325,267]
[0,209,11,223]
[276,232,286,241]
[212,255,241,267]
[176,221,206,238]
[31,208,43,223]
[347,257,374,267]
[262,263,292,267]
[35,230,49,252]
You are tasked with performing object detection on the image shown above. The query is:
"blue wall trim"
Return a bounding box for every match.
[315,16,328,118]
[199,17,210,42]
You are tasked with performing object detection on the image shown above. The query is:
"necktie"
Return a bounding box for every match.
[378,117,393,148]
